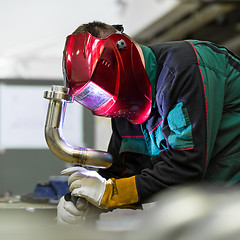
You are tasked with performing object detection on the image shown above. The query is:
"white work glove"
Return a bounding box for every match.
[61,166,107,207]
[57,194,88,225]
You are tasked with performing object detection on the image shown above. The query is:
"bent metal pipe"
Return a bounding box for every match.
[44,85,112,169]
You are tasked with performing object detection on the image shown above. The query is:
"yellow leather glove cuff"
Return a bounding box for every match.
[100,176,139,209]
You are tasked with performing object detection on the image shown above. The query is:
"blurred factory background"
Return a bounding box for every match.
[0,0,240,200]
[1,0,240,239]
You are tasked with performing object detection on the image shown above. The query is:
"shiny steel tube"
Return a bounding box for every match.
[44,85,112,169]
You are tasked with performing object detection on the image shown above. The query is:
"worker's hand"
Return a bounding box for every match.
[61,167,106,207]
[57,194,88,225]
[61,166,140,210]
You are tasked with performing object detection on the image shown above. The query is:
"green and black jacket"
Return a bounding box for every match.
[99,40,240,203]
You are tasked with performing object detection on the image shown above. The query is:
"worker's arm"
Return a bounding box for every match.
[135,50,210,202]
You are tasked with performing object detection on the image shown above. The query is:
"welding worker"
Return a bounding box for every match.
[57,21,240,224]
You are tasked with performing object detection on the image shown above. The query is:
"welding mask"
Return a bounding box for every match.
[62,32,152,124]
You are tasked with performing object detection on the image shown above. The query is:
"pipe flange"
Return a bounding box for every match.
[44,85,74,102]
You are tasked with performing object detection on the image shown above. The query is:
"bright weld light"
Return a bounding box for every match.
[75,81,114,110]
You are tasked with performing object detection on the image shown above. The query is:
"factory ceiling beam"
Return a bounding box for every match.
[148,3,235,45]
[133,1,201,44]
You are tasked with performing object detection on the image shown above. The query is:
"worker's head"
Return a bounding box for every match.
[72,21,117,38]
[62,21,152,124]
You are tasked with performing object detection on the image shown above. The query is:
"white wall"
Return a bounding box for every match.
[118,0,178,36]
[0,0,123,79]
[94,116,112,151]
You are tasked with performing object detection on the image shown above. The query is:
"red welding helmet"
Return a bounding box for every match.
[62,32,152,124]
